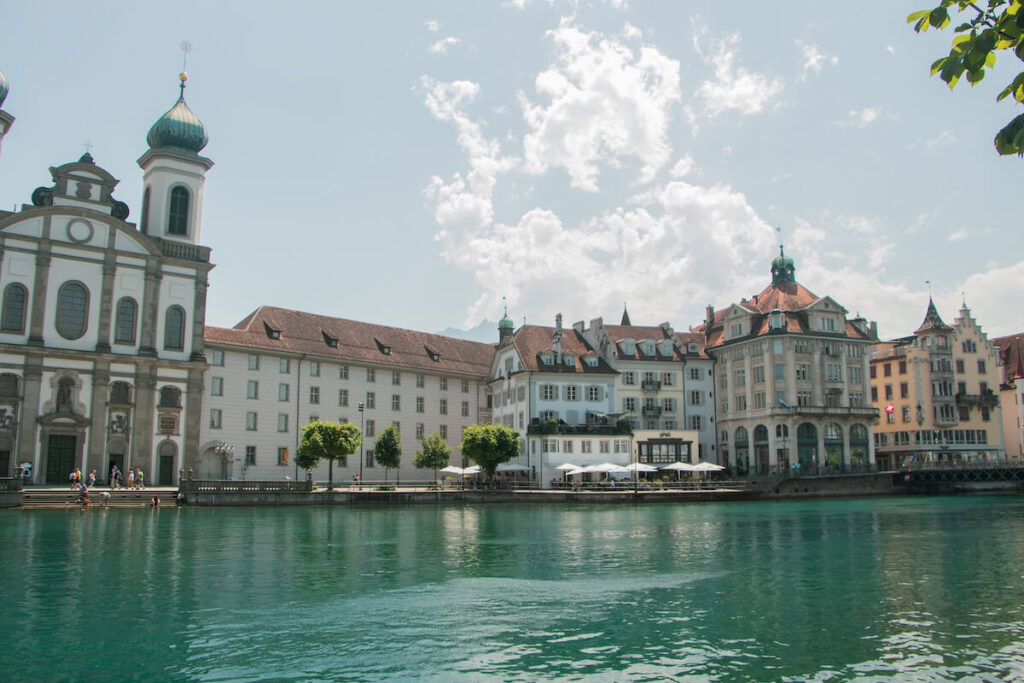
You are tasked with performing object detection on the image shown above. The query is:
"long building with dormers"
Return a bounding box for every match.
[0,73,213,485]
[697,248,878,475]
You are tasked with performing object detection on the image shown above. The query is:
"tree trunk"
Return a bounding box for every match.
[328,458,334,491]
[384,467,388,482]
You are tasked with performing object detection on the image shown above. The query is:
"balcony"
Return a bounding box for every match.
[526,420,632,436]
[157,238,212,263]
[955,391,999,407]
[935,413,959,426]
[641,406,662,417]
[641,380,662,391]
[769,405,880,419]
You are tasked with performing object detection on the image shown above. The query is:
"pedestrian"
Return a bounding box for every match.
[127,468,134,489]
[111,465,120,489]
[98,491,111,509]
[69,469,77,490]
[88,470,96,488]
[150,495,159,508]
[137,469,144,490]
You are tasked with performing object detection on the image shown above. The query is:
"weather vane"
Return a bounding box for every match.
[180,41,192,72]
[83,139,93,154]
[925,280,932,297]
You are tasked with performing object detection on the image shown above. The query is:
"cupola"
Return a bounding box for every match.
[770,245,796,286]
[498,304,514,344]
[146,72,209,153]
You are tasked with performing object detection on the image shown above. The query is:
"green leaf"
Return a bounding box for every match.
[907,9,931,23]
[931,57,948,75]
[929,8,950,29]
[986,52,997,68]
[994,112,1024,156]
[967,68,986,84]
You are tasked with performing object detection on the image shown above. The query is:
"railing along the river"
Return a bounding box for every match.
[180,479,314,493]
[0,477,23,492]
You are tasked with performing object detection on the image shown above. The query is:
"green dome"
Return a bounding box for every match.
[0,70,9,108]
[146,75,208,153]
[498,313,514,329]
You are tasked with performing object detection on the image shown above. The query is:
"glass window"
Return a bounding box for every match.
[280,358,290,374]
[164,306,185,350]
[339,389,348,406]
[168,186,190,235]
[278,383,289,402]
[56,282,89,339]
[277,413,288,432]
[309,386,320,404]
[1,284,28,333]
[392,370,401,385]
[247,380,258,399]
[211,377,223,396]
[339,365,349,379]
[211,350,224,366]
[245,412,258,431]
[209,408,221,429]
[248,355,259,370]
[310,361,320,377]
[366,368,375,383]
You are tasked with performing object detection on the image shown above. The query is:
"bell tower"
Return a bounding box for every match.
[137,70,213,245]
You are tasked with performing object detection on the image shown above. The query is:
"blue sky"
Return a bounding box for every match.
[1,1,1021,339]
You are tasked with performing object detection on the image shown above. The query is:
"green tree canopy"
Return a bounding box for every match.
[296,420,362,491]
[414,432,451,483]
[908,1,1024,155]
[373,425,403,482]
[460,424,520,479]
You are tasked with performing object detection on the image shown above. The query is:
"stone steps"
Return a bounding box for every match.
[21,489,178,509]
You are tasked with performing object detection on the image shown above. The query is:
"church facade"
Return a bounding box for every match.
[0,72,213,485]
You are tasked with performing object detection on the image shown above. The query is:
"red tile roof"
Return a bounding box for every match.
[994,333,1024,385]
[204,306,495,378]
[510,325,616,374]
[599,323,684,361]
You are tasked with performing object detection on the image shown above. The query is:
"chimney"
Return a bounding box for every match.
[705,305,714,341]
[553,313,563,360]
[869,321,878,341]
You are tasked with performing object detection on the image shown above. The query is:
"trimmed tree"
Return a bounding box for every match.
[460,424,520,482]
[907,1,1024,155]
[373,425,403,483]
[296,420,362,491]
[414,431,451,486]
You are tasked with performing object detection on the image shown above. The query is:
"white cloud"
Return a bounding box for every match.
[796,40,837,80]
[622,22,642,39]
[425,20,439,32]
[909,128,956,150]
[886,45,896,54]
[518,20,681,191]
[840,107,883,128]
[957,261,1024,336]
[694,29,783,117]
[949,227,993,241]
[669,155,696,178]
[429,37,461,55]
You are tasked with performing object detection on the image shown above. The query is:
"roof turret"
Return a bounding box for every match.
[915,297,950,334]
[770,245,796,286]
[146,72,208,153]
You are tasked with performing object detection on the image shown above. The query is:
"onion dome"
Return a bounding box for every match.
[146,72,208,153]
[0,70,9,108]
[498,306,514,330]
[770,245,796,286]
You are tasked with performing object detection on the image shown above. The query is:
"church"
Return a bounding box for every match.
[0,70,212,485]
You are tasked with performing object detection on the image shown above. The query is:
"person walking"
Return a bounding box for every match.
[88,470,96,488]
[69,469,77,490]
[127,468,134,490]
[137,469,144,490]
[111,465,120,489]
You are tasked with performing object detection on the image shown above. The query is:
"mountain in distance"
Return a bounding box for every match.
[436,319,497,344]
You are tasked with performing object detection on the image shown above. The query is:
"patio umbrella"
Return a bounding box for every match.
[662,461,696,482]
[554,463,579,471]
[623,463,658,473]
[693,462,725,471]
[439,465,465,475]
[463,465,481,475]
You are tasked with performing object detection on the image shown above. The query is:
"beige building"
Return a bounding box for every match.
[699,248,877,475]
[993,333,1024,461]
[870,301,1004,469]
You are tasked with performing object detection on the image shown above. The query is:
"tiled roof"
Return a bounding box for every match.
[672,331,711,360]
[600,323,682,361]
[915,298,951,334]
[204,306,495,378]
[510,325,616,374]
[994,333,1024,384]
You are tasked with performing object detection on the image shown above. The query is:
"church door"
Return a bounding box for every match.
[159,455,174,486]
[45,435,76,484]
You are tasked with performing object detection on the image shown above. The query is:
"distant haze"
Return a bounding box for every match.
[437,320,497,344]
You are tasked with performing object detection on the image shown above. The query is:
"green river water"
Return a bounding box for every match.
[2,495,1023,681]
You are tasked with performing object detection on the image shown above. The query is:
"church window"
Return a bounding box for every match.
[114,297,137,344]
[168,187,190,236]
[164,306,186,350]
[56,281,89,339]
[1,283,27,333]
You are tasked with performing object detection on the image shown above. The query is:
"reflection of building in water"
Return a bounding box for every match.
[696,247,878,475]
[871,300,1005,469]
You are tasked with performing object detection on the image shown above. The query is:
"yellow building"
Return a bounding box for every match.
[870,300,1004,469]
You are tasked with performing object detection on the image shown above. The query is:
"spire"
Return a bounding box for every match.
[915,297,950,334]
[620,303,631,326]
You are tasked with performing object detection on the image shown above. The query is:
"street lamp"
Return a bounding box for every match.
[214,442,234,480]
[357,402,365,488]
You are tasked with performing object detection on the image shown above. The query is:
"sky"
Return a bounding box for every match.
[1,1,1021,341]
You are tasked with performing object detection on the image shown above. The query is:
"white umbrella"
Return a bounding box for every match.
[463,465,481,475]
[592,463,629,473]
[623,462,658,473]
[565,468,587,476]
[662,462,697,471]
[439,465,465,475]
[496,463,530,472]
[554,463,580,471]
[693,462,725,471]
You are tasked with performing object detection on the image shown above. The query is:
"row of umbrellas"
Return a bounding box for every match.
[555,461,725,476]
[438,463,532,476]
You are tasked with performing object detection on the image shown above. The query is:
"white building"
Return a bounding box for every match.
[200,307,494,483]
[0,73,213,485]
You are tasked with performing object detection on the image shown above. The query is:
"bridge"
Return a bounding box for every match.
[895,462,1024,491]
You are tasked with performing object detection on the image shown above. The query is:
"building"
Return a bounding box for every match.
[992,333,1023,461]
[870,301,1005,468]
[489,313,630,487]
[200,306,494,482]
[574,310,716,463]
[698,247,878,475]
[0,73,213,485]
[0,70,13,157]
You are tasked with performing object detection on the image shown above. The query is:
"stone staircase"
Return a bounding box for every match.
[20,488,178,509]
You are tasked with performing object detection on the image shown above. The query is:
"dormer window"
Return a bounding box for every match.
[731,323,743,338]
[688,343,698,353]
[820,317,836,332]
[541,354,554,365]
[263,321,281,340]
[584,357,598,367]
[321,330,338,348]
[374,338,391,355]
[424,345,440,362]
[563,354,576,367]
[658,340,673,356]
[621,340,635,355]
[769,309,785,331]
[642,342,655,356]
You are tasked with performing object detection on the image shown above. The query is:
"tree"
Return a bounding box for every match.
[296,420,361,491]
[908,1,1024,155]
[373,425,403,482]
[414,432,451,486]
[460,424,520,481]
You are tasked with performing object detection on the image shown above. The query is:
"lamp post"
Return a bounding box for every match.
[214,442,234,480]
[357,402,365,489]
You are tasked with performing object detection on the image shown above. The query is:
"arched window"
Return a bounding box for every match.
[168,186,190,236]
[753,425,769,443]
[164,306,185,350]
[159,386,182,408]
[1,283,27,333]
[775,424,789,439]
[56,282,89,339]
[109,381,132,405]
[735,427,749,446]
[140,186,151,234]
[824,423,843,441]
[114,297,137,344]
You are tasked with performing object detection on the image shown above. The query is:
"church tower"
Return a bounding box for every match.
[0,70,15,158]
[137,72,213,245]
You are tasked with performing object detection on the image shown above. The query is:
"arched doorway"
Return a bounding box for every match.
[850,424,869,469]
[753,425,769,475]
[157,440,177,486]
[107,438,127,486]
[775,424,790,472]
[197,443,227,480]
[734,427,749,475]
[824,423,843,469]
[797,423,817,470]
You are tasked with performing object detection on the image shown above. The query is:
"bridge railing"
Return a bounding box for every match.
[180,479,313,493]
